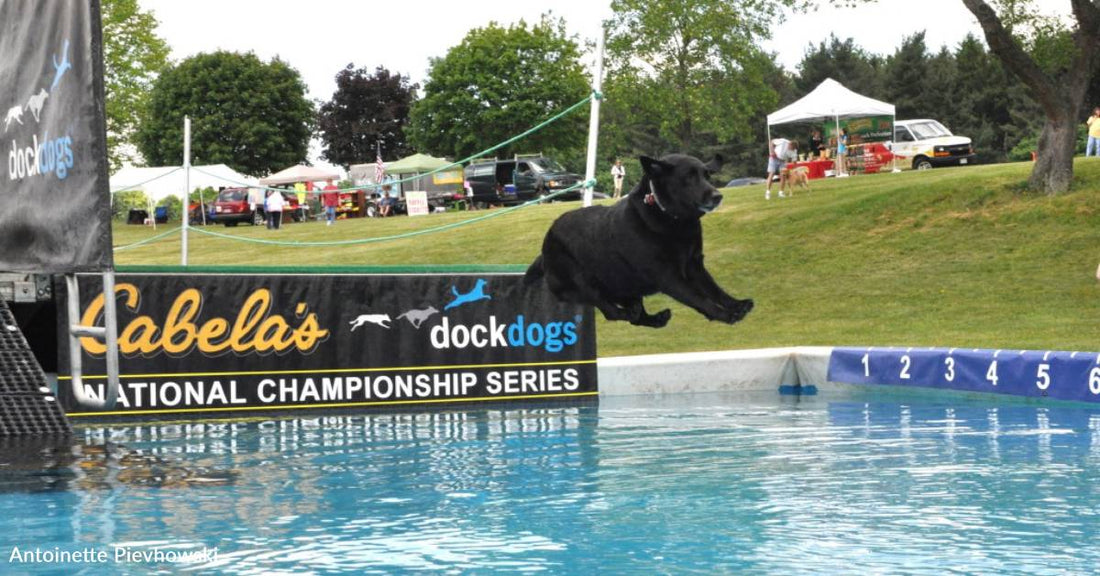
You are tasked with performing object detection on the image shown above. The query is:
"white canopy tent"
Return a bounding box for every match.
[109,163,257,202]
[766,78,895,153]
[258,164,341,187]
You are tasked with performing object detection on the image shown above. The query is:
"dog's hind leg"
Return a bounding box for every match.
[623,298,671,328]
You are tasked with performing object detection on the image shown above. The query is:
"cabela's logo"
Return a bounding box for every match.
[80,284,330,358]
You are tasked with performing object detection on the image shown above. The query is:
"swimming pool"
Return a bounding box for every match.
[2,391,1098,573]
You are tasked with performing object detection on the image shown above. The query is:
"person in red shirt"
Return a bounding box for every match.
[321,180,340,225]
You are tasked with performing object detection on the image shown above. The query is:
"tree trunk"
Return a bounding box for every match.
[1029,108,1077,194]
[960,0,1100,194]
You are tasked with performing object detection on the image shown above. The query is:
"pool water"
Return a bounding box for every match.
[2,391,1100,574]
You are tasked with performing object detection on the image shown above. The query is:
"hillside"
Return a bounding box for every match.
[113,159,1100,356]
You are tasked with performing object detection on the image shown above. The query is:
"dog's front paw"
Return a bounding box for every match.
[724,299,753,324]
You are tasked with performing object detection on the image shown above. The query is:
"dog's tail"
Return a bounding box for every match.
[523,255,545,286]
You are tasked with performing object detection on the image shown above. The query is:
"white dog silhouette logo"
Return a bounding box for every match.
[25,89,48,123]
[349,313,392,331]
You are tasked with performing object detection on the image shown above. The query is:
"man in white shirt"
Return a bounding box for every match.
[765,138,798,200]
[264,190,285,229]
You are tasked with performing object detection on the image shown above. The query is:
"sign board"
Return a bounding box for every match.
[57,272,598,418]
[0,0,112,273]
[405,191,429,216]
[824,116,894,147]
[432,170,464,185]
[829,347,1100,403]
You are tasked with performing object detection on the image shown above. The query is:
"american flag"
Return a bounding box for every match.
[374,150,385,187]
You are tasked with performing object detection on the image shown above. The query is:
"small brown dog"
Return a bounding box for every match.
[783,166,812,195]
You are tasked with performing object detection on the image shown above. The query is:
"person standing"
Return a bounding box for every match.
[766,137,797,200]
[836,128,850,177]
[265,189,284,229]
[1087,108,1100,157]
[611,159,626,199]
[809,129,825,159]
[321,180,340,225]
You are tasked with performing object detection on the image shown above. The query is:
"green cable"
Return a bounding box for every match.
[190,91,596,194]
[187,180,594,248]
[110,166,182,194]
[113,226,181,251]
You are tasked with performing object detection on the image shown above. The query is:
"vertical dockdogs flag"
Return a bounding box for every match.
[0,0,112,272]
[57,272,599,417]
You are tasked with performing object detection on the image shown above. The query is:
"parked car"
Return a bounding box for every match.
[725,177,767,188]
[891,119,975,170]
[212,187,307,226]
[465,156,584,207]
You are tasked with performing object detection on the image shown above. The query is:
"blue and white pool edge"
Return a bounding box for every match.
[598,346,1100,406]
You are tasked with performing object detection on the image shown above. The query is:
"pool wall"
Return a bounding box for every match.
[598,347,832,395]
[600,346,1100,406]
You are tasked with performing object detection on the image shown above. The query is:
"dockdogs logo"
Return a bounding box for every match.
[428,279,580,353]
[347,278,582,354]
[6,39,75,182]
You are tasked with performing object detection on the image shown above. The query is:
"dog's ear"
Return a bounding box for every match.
[705,154,723,173]
[639,156,673,180]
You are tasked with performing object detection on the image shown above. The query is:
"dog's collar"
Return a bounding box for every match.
[644,180,673,216]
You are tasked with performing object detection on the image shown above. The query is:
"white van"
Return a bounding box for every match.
[892,119,975,170]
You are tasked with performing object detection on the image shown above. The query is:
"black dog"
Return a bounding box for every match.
[524,154,753,328]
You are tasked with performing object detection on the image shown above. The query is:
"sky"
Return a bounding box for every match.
[138,0,992,175]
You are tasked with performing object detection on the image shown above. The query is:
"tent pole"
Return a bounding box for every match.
[766,124,771,175]
[582,29,605,208]
[891,113,901,173]
[181,116,190,266]
[835,114,841,176]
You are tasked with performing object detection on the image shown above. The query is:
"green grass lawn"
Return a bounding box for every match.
[113,159,1100,356]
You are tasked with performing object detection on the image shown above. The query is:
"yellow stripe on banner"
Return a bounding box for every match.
[64,391,600,418]
[57,359,598,381]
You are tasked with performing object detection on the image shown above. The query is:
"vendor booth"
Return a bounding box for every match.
[766,78,897,177]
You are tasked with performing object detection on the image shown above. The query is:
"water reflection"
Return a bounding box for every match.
[1,396,1100,574]
[0,437,236,492]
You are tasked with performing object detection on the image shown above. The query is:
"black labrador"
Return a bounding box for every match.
[524,154,753,328]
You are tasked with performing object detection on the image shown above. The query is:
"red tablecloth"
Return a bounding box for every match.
[786,159,832,180]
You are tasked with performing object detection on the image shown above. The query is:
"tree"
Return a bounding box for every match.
[604,0,796,155]
[794,35,884,99]
[884,32,931,118]
[135,51,314,177]
[959,0,1100,193]
[317,65,418,169]
[407,17,589,161]
[101,0,170,171]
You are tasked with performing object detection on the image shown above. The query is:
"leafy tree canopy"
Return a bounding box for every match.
[135,51,314,177]
[407,17,589,162]
[604,0,798,157]
[101,0,170,171]
[317,65,418,169]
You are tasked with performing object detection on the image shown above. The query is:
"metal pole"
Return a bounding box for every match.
[891,114,901,173]
[583,29,605,207]
[835,114,842,177]
[100,271,120,407]
[182,116,191,266]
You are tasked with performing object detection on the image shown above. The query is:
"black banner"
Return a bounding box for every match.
[0,0,112,272]
[57,273,598,417]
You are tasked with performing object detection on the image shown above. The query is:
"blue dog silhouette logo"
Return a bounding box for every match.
[444,279,491,310]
